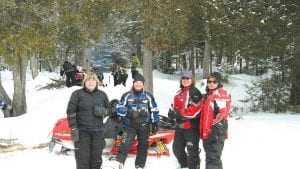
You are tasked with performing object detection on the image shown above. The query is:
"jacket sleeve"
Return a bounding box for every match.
[102,92,110,108]
[213,89,231,125]
[116,92,129,117]
[180,87,202,119]
[147,93,159,123]
[66,91,79,128]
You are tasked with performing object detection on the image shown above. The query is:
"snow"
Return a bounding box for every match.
[0,69,299,169]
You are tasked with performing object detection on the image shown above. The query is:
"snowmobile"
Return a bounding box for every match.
[49,114,176,157]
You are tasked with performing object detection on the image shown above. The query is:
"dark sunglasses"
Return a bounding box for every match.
[207,80,217,84]
[181,77,191,80]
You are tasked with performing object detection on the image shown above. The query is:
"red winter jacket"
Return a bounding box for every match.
[199,87,231,139]
[171,86,202,129]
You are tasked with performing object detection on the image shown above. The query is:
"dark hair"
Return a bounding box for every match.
[208,72,221,83]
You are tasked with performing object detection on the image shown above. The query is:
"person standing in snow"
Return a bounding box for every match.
[66,72,112,169]
[199,72,231,169]
[0,99,11,111]
[111,73,160,169]
[60,61,78,87]
[168,69,202,169]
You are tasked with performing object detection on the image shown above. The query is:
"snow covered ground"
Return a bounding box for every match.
[0,69,299,169]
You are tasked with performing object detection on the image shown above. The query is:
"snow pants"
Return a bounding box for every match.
[74,130,106,169]
[172,128,200,169]
[65,70,76,87]
[202,120,228,169]
[116,125,150,168]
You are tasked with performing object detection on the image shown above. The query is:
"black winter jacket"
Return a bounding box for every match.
[66,88,110,131]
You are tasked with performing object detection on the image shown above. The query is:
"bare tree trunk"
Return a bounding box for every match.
[30,54,38,79]
[0,73,13,117]
[136,33,142,62]
[239,57,243,74]
[182,54,187,69]
[190,47,195,75]
[203,39,210,79]
[82,48,90,72]
[142,43,153,94]
[12,56,28,117]
[290,35,300,109]
[195,48,199,69]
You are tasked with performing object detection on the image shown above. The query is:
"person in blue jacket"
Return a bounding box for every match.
[112,73,159,169]
[0,99,11,111]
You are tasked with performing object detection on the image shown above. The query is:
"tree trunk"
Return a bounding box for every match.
[195,48,199,69]
[290,35,300,108]
[239,57,243,74]
[12,56,28,117]
[0,73,13,117]
[30,54,38,79]
[182,54,187,69]
[82,47,90,72]
[190,47,195,75]
[142,44,153,94]
[203,39,210,79]
[136,33,142,62]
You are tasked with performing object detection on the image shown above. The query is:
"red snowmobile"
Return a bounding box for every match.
[49,115,175,157]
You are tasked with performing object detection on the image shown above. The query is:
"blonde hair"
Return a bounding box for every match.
[82,72,100,88]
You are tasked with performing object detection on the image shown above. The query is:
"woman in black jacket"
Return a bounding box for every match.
[66,72,111,169]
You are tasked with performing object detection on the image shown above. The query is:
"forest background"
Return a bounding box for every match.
[0,0,299,117]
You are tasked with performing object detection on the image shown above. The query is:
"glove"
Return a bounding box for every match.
[151,122,159,135]
[138,109,148,119]
[127,109,138,119]
[108,107,117,117]
[168,108,182,123]
[94,106,108,117]
[71,127,79,142]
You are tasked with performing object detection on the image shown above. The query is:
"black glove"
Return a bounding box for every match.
[151,122,159,135]
[127,109,138,119]
[138,109,148,121]
[108,107,117,117]
[168,108,182,123]
[94,107,108,117]
[71,127,79,142]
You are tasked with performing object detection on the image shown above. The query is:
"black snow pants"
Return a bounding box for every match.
[116,125,150,168]
[172,128,200,169]
[202,120,228,169]
[74,130,106,169]
[65,70,76,87]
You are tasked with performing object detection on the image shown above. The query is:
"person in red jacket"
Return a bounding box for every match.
[199,72,231,169]
[168,69,202,169]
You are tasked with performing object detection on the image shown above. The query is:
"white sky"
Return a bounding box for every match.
[0,69,299,169]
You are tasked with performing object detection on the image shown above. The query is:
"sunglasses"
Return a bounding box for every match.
[207,80,217,84]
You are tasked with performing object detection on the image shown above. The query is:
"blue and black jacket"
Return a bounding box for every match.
[116,90,159,128]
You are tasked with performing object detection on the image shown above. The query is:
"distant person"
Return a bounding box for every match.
[199,72,231,169]
[131,65,139,79]
[66,72,113,169]
[0,99,11,111]
[167,69,202,169]
[60,61,78,87]
[111,63,128,87]
[91,66,104,85]
[81,66,88,74]
[111,73,160,169]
